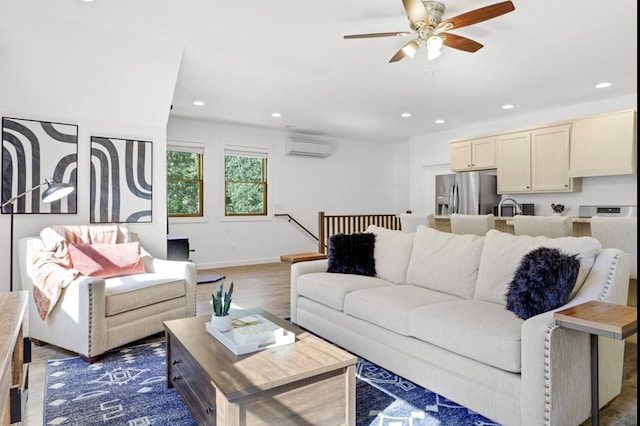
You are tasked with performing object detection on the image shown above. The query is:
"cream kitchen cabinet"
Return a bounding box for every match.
[497,124,580,193]
[496,131,531,193]
[450,136,496,171]
[569,109,637,177]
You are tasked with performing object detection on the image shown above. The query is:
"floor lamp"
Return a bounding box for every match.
[1,178,75,292]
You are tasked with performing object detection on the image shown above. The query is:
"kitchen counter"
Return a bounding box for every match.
[434,216,592,237]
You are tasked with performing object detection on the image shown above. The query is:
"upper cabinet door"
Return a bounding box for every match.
[569,109,637,177]
[450,136,496,171]
[531,124,580,192]
[497,132,531,193]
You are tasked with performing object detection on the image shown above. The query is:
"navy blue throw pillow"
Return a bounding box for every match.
[327,233,376,276]
[505,247,580,320]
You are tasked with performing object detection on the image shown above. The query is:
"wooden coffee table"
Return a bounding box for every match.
[164,308,356,425]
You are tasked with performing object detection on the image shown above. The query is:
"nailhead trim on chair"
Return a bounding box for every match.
[88,283,94,356]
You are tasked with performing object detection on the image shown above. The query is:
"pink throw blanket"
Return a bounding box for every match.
[31,225,119,320]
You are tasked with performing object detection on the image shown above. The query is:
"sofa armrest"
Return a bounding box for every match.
[520,249,629,426]
[148,258,197,317]
[290,259,328,323]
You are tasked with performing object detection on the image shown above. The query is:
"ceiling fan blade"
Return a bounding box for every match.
[402,0,429,28]
[442,33,483,52]
[344,31,411,39]
[441,1,515,30]
[389,47,408,63]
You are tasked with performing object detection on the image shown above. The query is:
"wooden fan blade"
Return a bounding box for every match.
[344,31,411,39]
[442,33,483,52]
[402,0,429,28]
[441,1,515,30]
[389,47,408,63]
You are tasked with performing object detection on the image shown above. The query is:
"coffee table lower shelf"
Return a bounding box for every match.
[164,309,356,425]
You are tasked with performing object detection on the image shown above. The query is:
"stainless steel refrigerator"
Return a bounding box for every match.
[435,172,500,216]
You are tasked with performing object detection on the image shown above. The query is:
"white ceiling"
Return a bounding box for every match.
[6,0,638,143]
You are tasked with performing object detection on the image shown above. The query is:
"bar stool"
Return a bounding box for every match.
[512,215,573,237]
[449,213,495,236]
[399,213,435,232]
[589,216,637,342]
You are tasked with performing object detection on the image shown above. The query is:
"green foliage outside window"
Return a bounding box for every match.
[167,150,203,216]
[225,154,267,216]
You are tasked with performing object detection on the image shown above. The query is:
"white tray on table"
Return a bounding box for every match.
[205,313,295,355]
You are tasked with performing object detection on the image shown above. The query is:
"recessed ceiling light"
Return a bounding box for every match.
[271,112,282,118]
[80,0,95,2]
[435,119,445,124]
[193,100,205,106]
[502,104,515,110]
[401,113,412,118]
[595,82,612,89]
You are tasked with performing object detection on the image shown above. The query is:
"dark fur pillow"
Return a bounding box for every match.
[327,233,376,276]
[505,247,580,320]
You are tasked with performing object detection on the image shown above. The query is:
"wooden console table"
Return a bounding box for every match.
[554,301,637,425]
[0,291,30,425]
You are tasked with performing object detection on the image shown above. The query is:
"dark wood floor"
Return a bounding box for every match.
[25,262,637,425]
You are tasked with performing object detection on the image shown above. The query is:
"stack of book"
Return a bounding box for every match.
[232,316,284,345]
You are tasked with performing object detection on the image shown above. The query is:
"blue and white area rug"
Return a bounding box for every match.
[44,342,195,425]
[44,341,501,425]
[356,359,501,426]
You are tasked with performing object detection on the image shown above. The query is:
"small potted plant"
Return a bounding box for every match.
[211,281,234,331]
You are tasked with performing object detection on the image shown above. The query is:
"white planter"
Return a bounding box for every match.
[210,314,232,332]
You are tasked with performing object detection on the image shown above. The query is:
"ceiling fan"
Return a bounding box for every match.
[344,0,515,63]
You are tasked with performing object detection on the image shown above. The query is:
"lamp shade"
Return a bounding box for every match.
[401,39,421,59]
[42,178,75,203]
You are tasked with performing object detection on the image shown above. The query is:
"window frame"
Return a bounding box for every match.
[224,146,269,217]
[166,142,204,218]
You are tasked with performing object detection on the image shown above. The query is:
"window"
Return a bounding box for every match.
[167,144,204,217]
[224,148,268,216]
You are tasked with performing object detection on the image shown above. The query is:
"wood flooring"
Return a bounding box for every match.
[22,262,637,425]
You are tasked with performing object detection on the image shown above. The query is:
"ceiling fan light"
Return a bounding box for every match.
[427,49,441,61]
[402,39,421,59]
[426,35,443,52]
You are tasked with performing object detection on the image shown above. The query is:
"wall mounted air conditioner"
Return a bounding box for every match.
[285,137,332,158]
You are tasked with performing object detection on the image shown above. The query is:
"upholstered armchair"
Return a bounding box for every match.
[17,224,196,362]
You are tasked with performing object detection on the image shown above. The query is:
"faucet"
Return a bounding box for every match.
[497,197,522,217]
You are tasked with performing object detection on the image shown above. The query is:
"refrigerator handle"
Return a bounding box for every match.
[448,184,455,215]
[451,183,459,214]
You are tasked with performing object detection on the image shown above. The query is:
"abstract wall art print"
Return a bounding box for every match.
[90,136,153,223]
[2,117,78,214]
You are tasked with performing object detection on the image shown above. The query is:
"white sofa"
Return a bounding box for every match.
[290,225,630,426]
[18,225,196,362]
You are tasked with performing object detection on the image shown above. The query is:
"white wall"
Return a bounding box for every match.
[0,6,182,293]
[167,117,409,269]
[408,95,638,216]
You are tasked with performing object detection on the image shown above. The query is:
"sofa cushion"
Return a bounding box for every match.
[327,233,376,276]
[68,242,146,279]
[104,274,186,316]
[297,272,393,312]
[506,247,580,320]
[407,300,524,373]
[405,226,484,299]
[474,230,601,305]
[344,285,462,335]
[366,225,415,284]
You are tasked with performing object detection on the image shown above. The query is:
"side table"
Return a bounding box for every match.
[280,252,327,264]
[554,301,637,425]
